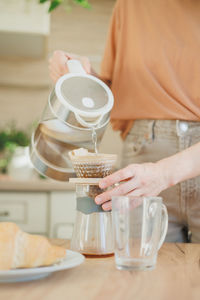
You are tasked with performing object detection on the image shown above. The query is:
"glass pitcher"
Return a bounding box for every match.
[70,182,114,256]
[29,60,114,181]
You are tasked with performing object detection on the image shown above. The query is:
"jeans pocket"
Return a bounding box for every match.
[124,134,150,158]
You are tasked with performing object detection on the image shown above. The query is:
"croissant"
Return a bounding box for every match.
[0,222,66,270]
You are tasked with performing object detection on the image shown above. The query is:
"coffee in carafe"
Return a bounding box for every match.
[69,149,117,256]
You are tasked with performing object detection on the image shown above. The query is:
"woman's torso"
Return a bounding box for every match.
[101,0,200,134]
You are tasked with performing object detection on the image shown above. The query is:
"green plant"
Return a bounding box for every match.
[0,123,31,174]
[39,0,91,12]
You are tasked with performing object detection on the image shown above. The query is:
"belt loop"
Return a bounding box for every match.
[152,120,156,140]
[147,120,156,141]
[176,120,181,137]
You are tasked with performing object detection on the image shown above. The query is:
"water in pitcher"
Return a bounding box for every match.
[33,121,103,171]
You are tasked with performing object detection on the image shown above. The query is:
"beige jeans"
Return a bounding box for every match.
[121,120,200,243]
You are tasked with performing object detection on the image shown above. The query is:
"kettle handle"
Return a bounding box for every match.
[75,113,104,128]
[67,59,87,75]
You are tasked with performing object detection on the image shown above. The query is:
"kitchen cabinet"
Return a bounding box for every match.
[0,192,47,234]
[49,191,76,239]
[0,180,76,239]
[0,0,50,58]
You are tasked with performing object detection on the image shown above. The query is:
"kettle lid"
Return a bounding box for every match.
[55,73,114,118]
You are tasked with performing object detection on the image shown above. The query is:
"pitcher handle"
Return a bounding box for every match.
[158,204,168,250]
[67,59,86,75]
[75,113,104,128]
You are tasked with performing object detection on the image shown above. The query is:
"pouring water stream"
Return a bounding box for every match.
[92,127,98,154]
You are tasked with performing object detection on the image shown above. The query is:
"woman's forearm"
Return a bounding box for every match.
[157,142,200,187]
[95,142,200,211]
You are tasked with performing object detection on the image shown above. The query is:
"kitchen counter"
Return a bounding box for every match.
[0,179,75,191]
[0,239,199,300]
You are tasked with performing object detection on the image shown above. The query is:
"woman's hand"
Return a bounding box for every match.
[48,50,91,83]
[95,162,171,211]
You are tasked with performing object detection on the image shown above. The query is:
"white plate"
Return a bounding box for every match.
[0,250,84,283]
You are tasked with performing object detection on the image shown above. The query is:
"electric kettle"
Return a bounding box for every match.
[29,60,114,181]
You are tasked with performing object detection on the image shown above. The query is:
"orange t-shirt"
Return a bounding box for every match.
[100,0,200,139]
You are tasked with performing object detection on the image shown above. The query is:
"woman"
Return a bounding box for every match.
[49,0,200,242]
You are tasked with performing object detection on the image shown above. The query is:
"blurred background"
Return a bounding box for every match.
[0,0,122,238]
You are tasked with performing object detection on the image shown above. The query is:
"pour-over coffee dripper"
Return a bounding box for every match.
[69,150,117,256]
[69,149,117,178]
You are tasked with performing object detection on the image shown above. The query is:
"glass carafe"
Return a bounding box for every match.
[70,182,114,256]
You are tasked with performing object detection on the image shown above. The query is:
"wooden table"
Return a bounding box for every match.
[0,240,199,300]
